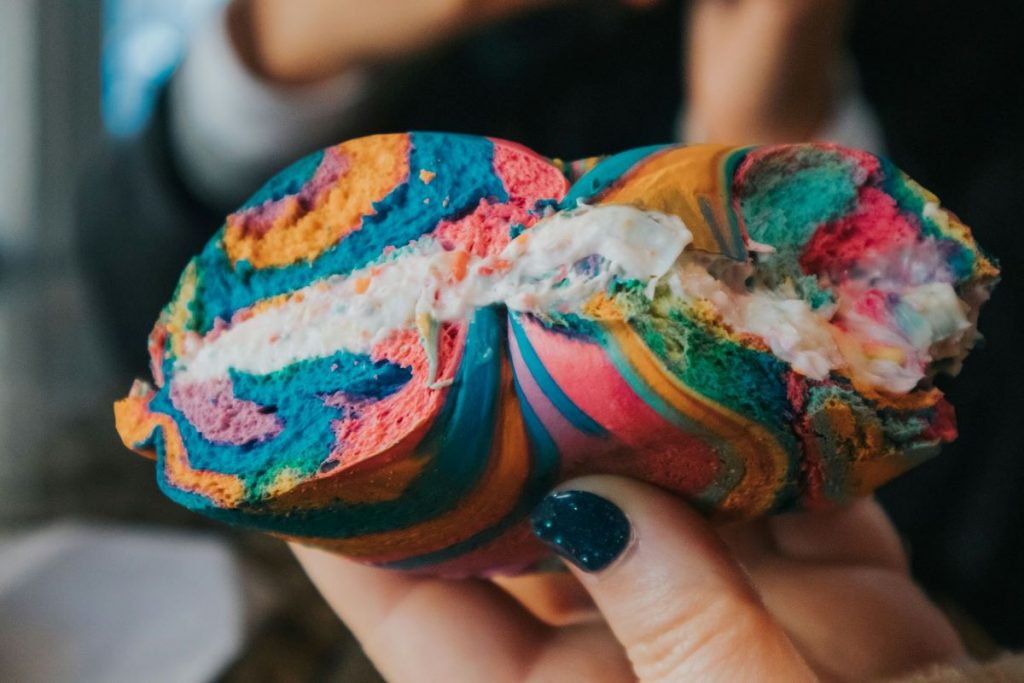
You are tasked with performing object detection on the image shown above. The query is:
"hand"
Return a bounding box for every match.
[686,0,850,143]
[231,0,651,84]
[292,475,964,682]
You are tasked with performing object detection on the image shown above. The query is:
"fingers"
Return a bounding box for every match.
[530,476,816,682]
[754,560,965,681]
[716,499,957,681]
[768,497,909,572]
[492,571,600,626]
[716,498,908,573]
[290,543,545,683]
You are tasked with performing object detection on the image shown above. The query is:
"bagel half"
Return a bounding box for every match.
[115,133,998,575]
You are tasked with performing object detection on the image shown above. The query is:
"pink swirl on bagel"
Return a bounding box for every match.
[169,377,282,445]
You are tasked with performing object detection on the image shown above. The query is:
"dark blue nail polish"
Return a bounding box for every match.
[530,490,631,573]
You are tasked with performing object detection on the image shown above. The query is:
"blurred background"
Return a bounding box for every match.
[0,0,1021,681]
[1,2,375,681]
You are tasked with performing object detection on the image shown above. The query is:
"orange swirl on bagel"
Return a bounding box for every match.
[602,320,790,517]
[224,134,411,269]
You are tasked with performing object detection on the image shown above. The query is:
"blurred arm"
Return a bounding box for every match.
[813,66,885,153]
[168,5,372,209]
[680,63,885,154]
[168,0,572,208]
[681,0,884,154]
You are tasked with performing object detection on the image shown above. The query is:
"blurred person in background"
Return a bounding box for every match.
[77,0,1024,678]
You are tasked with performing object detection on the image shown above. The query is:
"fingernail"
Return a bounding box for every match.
[530,490,631,573]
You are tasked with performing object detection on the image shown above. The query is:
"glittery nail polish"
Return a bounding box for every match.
[530,490,631,573]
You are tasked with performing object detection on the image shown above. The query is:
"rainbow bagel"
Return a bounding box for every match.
[115,133,998,576]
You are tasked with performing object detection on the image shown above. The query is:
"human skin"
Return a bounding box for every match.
[686,0,849,143]
[231,0,590,84]
[231,0,843,144]
[292,476,963,682]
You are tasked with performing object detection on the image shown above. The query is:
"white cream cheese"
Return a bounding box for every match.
[664,256,844,380]
[178,205,693,382]
[176,204,978,394]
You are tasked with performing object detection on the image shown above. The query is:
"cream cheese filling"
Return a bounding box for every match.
[177,205,692,383]
[176,204,976,394]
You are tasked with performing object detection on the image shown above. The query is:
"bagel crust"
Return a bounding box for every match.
[115,133,998,576]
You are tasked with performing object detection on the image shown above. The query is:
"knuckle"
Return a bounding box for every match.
[625,591,766,682]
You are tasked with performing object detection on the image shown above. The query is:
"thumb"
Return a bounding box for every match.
[530,475,815,682]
